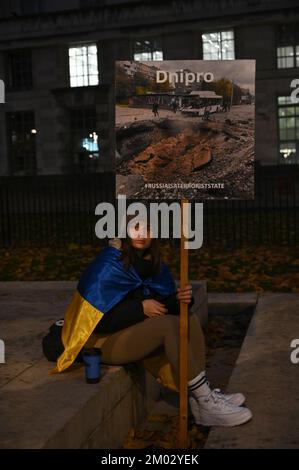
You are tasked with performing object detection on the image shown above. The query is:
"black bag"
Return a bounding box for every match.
[42,320,64,362]
[42,319,83,363]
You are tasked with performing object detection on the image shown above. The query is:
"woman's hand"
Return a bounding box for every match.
[176,285,193,304]
[142,299,168,317]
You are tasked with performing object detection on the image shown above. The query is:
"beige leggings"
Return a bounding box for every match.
[98,313,205,382]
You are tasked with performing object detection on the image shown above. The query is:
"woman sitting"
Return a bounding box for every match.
[43,223,252,427]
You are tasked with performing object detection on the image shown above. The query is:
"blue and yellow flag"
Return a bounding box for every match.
[53,246,176,376]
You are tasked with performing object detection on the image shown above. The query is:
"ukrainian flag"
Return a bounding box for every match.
[53,246,176,382]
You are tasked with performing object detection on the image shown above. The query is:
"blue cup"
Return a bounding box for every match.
[82,348,102,384]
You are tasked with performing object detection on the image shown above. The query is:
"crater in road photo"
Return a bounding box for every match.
[115,60,256,200]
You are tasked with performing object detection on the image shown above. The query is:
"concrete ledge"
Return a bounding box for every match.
[208,292,258,315]
[0,280,207,448]
[3,285,295,448]
[1,361,146,449]
[0,282,149,448]
[0,281,77,291]
[205,294,299,449]
[189,280,208,325]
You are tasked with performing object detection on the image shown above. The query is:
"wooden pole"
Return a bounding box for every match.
[178,199,189,448]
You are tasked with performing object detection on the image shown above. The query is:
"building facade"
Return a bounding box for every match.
[0,0,298,175]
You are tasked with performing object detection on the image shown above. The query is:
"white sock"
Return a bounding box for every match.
[188,370,211,398]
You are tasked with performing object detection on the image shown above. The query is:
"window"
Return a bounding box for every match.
[68,44,99,87]
[134,39,163,61]
[6,111,36,174]
[277,24,299,69]
[202,30,235,60]
[277,46,298,69]
[278,96,299,164]
[70,107,100,173]
[6,49,32,90]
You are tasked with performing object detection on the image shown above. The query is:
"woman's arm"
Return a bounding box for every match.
[159,285,194,315]
[94,284,194,334]
[95,294,146,334]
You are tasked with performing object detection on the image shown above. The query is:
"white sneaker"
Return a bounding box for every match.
[211,388,245,407]
[189,390,252,427]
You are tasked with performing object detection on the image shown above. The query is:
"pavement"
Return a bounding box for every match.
[0,282,149,448]
[0,280,207,449]
[205,293,299,449]
[1,282,298,449]
[122,292,299,449]
[116,104,254,127]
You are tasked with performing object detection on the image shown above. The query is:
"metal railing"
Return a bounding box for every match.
[0,166,298,247]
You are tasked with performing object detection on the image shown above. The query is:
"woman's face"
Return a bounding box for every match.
[129,223,152,251]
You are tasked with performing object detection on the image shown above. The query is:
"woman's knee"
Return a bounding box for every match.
[189,312,204,331]
[164,314,179,327]
[149,314,179,333]
[163,315,180,340]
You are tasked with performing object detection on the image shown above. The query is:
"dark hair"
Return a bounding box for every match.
[120,216,161,274]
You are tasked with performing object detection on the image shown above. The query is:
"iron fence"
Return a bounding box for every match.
[0,166,298,247]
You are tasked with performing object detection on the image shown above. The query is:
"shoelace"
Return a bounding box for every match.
[206,381,229,402]
[204,389,234,408]
[212,388,228,400]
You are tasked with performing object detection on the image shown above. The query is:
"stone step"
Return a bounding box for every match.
[208,292,258,315]
[0,280,207,448]
[1,279,247,449]
[0,282,150,449]
[0,360,146,449]
[205,293,299,449]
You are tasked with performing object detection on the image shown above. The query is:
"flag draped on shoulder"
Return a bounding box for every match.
[53,246,176,374]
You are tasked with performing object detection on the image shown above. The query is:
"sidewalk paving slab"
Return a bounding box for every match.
[0,282,147,448]
[205,293,299,449]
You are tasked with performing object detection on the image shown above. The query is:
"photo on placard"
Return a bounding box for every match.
[115,60,256,200]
